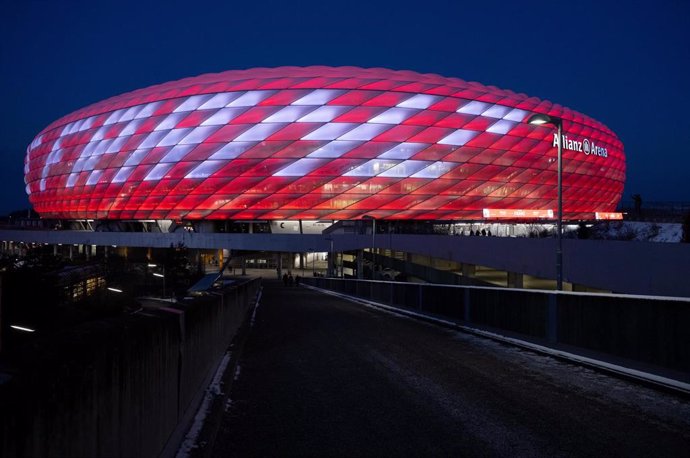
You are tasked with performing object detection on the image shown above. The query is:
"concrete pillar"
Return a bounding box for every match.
[53,245,58,256]
[277,253,283,278]
[241,258,246,276]
[299,253,305,270]
[69,245,73,260]
[461,263,476,277]
[357,250,364,279]
[507,271,524,289]
[85,244,90,260]
[327,250,335,277]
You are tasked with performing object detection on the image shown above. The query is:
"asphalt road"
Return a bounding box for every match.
[210,279,690,457]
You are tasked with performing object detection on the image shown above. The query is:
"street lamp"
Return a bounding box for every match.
[527,113,564,290]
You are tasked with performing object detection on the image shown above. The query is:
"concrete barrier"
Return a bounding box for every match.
[304,278,690,380]
[0,278,260,457]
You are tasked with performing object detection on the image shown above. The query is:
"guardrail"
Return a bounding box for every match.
[302,277,690,380]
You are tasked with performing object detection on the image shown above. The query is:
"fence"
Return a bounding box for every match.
[303,277,690,378]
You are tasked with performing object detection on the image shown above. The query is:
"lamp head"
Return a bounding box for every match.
[527,113,562,127]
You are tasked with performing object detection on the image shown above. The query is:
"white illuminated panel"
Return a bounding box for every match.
[154,112,187,131]
[119,105,144,122]
[180,125,219,144]
[302,123,358,141]
[344,159,400,177]
[397,94,440,109]
[438,129,477,146]
[86,170,103,186]
[199,92,243,110]
[274,158,328,176]
[209,142,256,160]
[503,108,528,122]
[143,163,173,181]
[120,119,144,136]
[201,107,246,126]
[134,101,162,119]
[66,173,79,187]
[112,166,134,183]
[174,95,213,112]
[92,139,114,156]
[141,132,168,150]
[307,140,362,158]
[483,105,512,119]
[486,120,517,135]
[411,161,455,178]
[228,90,276,107]
[298,105,348,122]
[104,109,126,125]
[106,136,128,154]
[157,128,193,147]
[186,160,224,179]
[379,160,430,177]
[458,101,489,115]
[161,144,195,163]
[291,89,344,105]
[338,123,388,141]
[90,126,109,142]
[234,123,285,142]
[368,107,417,124]
[263,106,315,123]
[123,149,151,167]
[378,142,427,159]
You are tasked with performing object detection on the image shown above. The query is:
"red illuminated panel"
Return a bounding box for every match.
[25,66,625,221]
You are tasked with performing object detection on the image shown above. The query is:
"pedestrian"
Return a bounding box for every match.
[295,275,301,286]
[288,273,294,286]
[481,229,486,236]
[282,273,288,286]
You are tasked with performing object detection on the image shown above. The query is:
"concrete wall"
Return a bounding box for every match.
[0,278,260,458]
[2,229,689,296]
[305,278,690,379]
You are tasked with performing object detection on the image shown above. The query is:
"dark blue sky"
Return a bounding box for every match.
[1,0,688,214]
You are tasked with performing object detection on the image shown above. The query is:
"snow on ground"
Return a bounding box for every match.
[589,221,683,242]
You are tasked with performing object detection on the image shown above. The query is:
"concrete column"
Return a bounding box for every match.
[277,253,283,278]
[461,263,476,277]
[327,251,334,277]
[241,258,246,276]
[69,245,73,260]
[357,250,364,279]
[53,245,58,256]
[299,253,305,270]
[507,271,524,289]
[85,244,90,260]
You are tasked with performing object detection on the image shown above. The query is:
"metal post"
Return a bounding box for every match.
[556,121,563,291]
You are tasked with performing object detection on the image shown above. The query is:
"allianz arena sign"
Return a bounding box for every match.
[24,67,625,221]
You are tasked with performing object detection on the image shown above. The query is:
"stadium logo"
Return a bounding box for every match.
[553,134,607,158]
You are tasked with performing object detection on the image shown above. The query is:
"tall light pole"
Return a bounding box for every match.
[527,113,564,290]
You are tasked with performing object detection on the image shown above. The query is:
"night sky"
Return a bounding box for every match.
[1,0,688,215]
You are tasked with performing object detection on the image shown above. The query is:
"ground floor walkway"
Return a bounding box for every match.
[209,279,690,457]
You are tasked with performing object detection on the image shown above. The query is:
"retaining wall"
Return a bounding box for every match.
[0,278,260,457]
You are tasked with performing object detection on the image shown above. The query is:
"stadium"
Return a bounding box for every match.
[24,66,625,222]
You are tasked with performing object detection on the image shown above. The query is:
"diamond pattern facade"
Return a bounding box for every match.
[24,67,625,220]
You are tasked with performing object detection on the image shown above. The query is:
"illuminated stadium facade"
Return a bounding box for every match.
[24,67,625,221]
